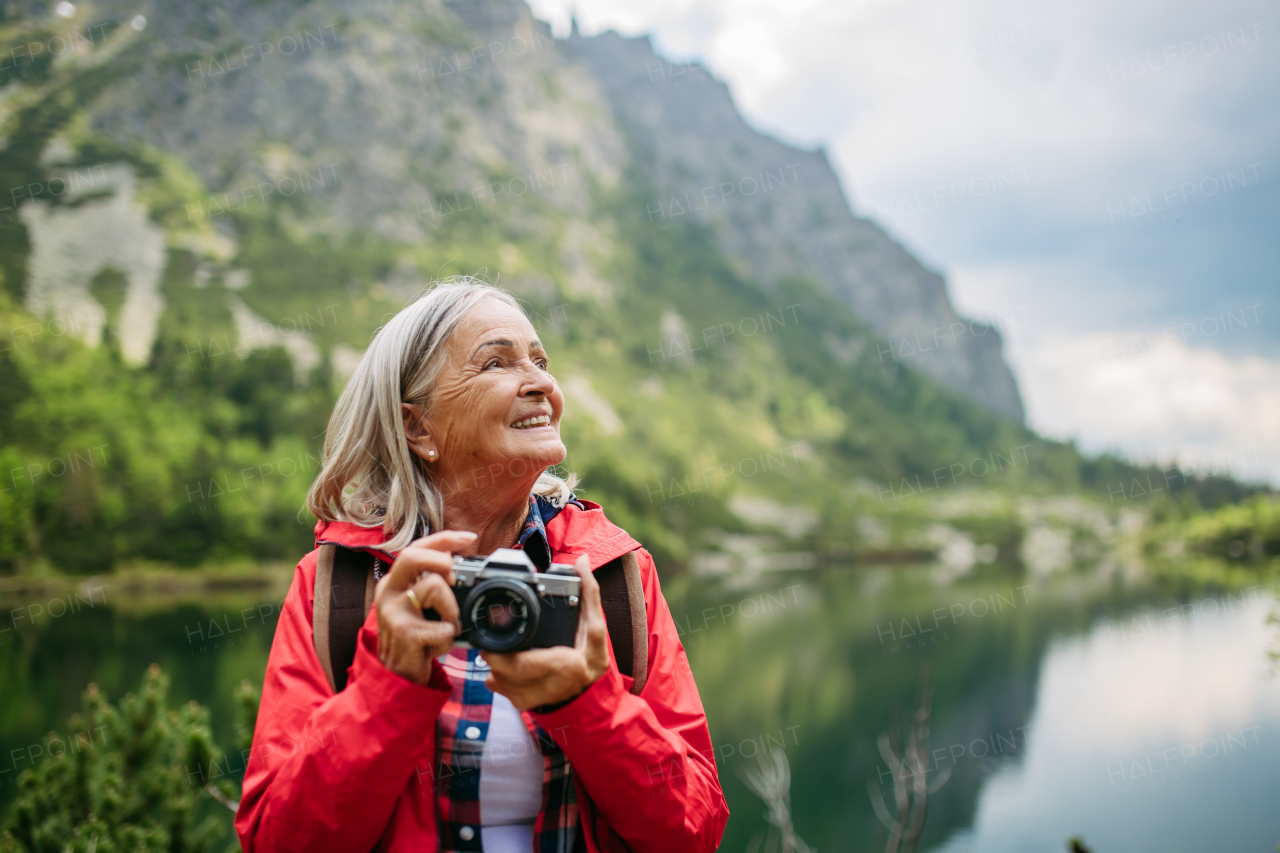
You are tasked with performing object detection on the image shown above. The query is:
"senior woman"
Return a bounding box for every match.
[235,279,728,853]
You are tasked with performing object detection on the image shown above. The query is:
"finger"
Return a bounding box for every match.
[573,554,600,607]
[481,650,528,682]
[484,671,537,710]
[484,649,537,682]
[382,547,453,595]
[572,554,604,650]
[410,618,458,649]
[485,674,523,706]
[384,530,476,591]
[410,572,460,625]
[488,681,535,711]
[484,649,569,686]
[409,529,479,554]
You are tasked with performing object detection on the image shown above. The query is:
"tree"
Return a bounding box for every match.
[2,665,258,853]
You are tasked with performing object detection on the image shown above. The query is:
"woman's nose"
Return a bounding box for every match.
[520,361,555,396]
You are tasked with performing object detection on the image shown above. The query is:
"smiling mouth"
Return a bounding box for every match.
[511,415,552,429]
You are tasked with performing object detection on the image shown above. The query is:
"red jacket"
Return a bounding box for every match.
[235,501,729,852]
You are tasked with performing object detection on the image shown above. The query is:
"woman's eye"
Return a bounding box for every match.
[484,358,501,370]
[536,360,549,370]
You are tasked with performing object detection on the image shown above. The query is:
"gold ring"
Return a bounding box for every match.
[406,588,422,609]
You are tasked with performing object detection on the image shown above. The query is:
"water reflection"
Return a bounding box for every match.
[0,595,281,806]
[0,563,1275,852]
[934,593,1280,853]
[672,563,1278,852]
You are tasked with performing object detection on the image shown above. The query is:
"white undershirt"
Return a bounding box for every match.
[479,692,544,852]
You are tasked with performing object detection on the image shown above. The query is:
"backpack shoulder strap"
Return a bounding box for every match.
[594,550,648,696]
[312,543,649,697]
[313,543,378,693]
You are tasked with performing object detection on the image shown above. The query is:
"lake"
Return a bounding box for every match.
[2,560,1276,851]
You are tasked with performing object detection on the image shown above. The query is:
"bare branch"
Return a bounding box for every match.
[866,666,950,853]
[205,782,239,812]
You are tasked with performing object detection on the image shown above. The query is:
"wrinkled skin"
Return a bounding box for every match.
[374,297,608,706]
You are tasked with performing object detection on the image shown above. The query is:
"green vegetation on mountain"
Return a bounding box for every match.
[0,2,1269,580]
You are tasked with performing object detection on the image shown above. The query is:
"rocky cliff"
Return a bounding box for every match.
[565,27,1024,421]
[21,0,1022,421]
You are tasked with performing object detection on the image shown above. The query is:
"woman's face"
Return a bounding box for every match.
[415,297,566,489]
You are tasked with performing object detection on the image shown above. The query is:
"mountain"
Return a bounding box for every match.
[0,0,1249,575]
[564,26,1025,422]
[19,0,1022,419]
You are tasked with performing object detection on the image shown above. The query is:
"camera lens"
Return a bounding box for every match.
[464,579,541,652]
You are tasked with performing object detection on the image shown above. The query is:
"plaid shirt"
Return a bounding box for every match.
[388,495,586,852]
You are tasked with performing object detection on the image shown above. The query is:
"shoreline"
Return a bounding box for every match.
[0,563,295,609]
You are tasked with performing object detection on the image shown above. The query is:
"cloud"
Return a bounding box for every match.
[1018,331,1279,483]
[1039,595,1277,753]
[525,0,1280,484]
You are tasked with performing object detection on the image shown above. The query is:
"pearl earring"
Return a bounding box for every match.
[427,450,436,461]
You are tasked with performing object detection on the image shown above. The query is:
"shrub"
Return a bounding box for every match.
[2,665,257,853]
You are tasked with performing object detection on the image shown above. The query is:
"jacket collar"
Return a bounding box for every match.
[314,494,595,571]
[515,494,583,570]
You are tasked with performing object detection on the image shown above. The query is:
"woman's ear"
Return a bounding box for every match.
[402,403,438,462]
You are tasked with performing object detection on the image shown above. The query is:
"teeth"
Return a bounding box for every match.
[512,415,551,429]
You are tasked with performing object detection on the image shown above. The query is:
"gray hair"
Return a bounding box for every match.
[306,276,576,552]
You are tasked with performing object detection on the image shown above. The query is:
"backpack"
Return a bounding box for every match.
[311,543,649,696]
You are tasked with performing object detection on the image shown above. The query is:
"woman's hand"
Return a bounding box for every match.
[482,555,610,709]
[374,530,475,686]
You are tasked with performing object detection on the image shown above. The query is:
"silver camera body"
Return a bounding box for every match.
[441,548,582,652]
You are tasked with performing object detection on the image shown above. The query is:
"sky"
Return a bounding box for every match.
[527,0,1280,486]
